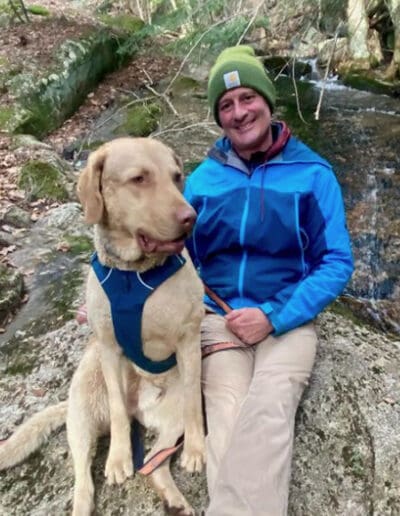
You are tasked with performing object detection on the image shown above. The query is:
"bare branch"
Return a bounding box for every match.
[291,57,307,124]
[314,22,343,120]
[144,83,179,116]
[236,0,264,45]
[154,121,219,137]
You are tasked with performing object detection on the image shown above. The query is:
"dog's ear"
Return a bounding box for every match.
[173,152,183,172]
[77,147,107,224]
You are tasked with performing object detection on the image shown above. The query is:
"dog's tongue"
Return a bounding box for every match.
[139,234,185,254]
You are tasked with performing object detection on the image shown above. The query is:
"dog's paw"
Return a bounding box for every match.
[163,500,195,516]
[105,450,133,484]
[180,441,206,473]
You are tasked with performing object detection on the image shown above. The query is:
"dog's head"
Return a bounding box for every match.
[77,137,196,266]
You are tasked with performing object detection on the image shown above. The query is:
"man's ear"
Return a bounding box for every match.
[77,147,107,224]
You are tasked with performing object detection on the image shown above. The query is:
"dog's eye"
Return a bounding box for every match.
[173,172,183,183]
[131,175,144,184]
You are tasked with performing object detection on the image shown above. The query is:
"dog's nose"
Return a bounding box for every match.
[176,206,197,230]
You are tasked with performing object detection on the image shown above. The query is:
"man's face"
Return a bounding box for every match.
[218,87,272,160]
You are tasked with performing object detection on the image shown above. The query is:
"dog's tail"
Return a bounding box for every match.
[0,401,67,470]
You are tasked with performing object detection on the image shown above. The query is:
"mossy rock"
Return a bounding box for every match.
[264,56,312,79]
[114,102,162,137]
[18,160,70,202]
[6,27,136,138]
[339,69,400,97]
[0,264,25,324]
[169,76,203,96]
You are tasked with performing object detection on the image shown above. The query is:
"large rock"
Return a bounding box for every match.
[290,311,400,514]
[0,310,398,514]
[1,17,140,138]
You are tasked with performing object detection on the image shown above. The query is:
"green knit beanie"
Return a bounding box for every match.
[208,45,276,125]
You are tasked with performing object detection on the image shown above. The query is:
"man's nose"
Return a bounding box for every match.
[232,102,247,120]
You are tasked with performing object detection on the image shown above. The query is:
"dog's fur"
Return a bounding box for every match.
[0,137,206,515]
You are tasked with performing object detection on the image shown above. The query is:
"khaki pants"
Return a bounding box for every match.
[201,313,317,516]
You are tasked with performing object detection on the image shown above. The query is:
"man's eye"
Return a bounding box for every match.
[173,172,183,183]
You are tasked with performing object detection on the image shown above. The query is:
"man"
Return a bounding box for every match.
[184,45,354,516]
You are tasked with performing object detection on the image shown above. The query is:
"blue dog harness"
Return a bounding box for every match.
[91,252,186,374]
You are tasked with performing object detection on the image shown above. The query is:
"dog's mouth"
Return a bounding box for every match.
[137,231,187,255]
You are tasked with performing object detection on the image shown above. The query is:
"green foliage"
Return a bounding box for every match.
[254,15,270,30]
[119,0,271,62]
[169,15,250,57]
[99,13,144,33]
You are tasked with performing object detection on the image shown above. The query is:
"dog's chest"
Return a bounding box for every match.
[141,279,200,358]
[88,260,203,364]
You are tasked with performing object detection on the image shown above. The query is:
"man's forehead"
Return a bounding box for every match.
[219,86,256,102]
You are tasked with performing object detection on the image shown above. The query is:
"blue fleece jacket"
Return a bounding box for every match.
[184,123,354,335]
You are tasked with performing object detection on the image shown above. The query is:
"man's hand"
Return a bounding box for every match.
[225,308,273,345]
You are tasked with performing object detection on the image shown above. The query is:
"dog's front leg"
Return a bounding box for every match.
[176,335,206,473]
[98,341,133,484]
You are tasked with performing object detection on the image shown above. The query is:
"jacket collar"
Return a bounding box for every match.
[208,121,291,174]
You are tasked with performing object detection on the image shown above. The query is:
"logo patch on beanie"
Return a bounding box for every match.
[223,71,241,90]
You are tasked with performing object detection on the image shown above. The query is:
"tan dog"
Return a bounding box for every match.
[0,137,206,515]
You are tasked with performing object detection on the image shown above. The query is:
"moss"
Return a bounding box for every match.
[0,106,14,130]
[2,338,40,376]
[0,264,25,322]
[45,267,84,323]
[328,298,364,326]
[169,76,202,95]
[18,160,69,202]
[340,70,400,97]
[63,234,94,258]
[27,5,50,16]
[342,445,366,480]
[115,102,162,137]
[99,13,144,33]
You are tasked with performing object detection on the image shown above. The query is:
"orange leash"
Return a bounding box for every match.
[203,283,232,314]
[138,440,183,476]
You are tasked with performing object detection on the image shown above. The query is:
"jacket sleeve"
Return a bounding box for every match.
[262,168,354,335]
